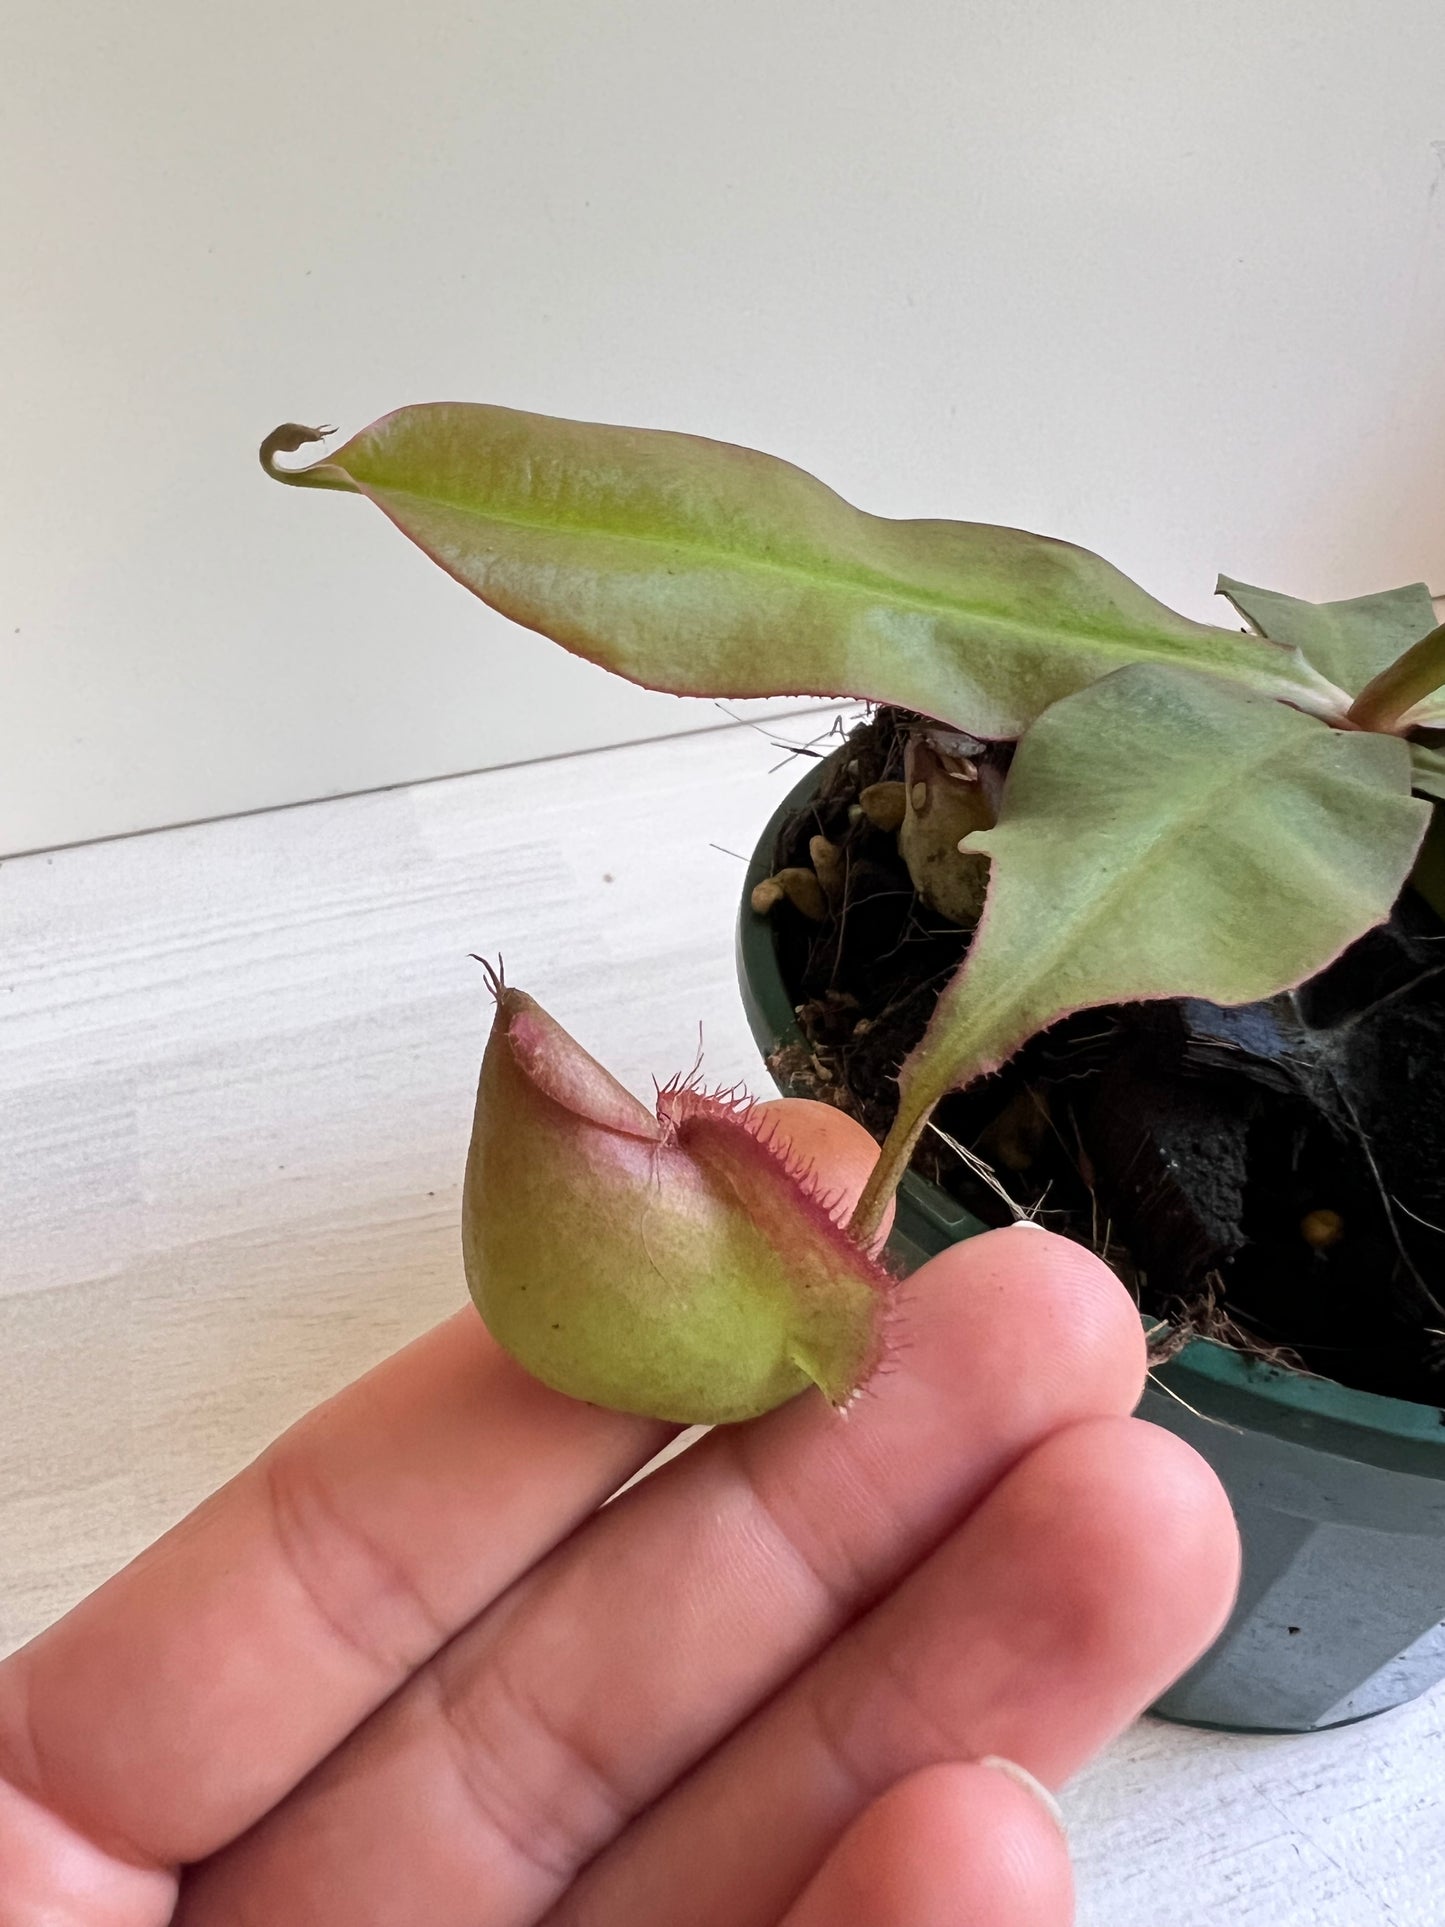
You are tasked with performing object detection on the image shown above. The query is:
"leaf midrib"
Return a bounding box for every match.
[361,476,1315,697]
[921,720,1355,1095]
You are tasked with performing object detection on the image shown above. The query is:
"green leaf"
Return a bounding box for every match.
[851,664,1427,1236]
[1410,742,1445,803]
[269,407,1346,739]
[1217,574,1445,725]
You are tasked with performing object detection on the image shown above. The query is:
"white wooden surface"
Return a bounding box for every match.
[6,0,1445,854]
[2,718,1442,1922]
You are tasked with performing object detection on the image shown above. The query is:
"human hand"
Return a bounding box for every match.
[0,1101,1238,1926]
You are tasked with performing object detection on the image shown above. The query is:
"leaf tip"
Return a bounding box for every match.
[259,421,356,491]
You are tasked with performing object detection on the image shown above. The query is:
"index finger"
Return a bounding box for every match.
[0,1099,878,1873]
[0,1310,668,1871]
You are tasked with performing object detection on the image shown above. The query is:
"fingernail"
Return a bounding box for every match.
[978,1756,1067,1837]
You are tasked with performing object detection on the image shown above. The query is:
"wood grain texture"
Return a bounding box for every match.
[2,715,1441,1922]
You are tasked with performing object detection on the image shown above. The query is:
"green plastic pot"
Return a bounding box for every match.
[737,754,1445,1733]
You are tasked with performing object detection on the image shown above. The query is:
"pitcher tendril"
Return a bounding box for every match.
[259,423,352,490]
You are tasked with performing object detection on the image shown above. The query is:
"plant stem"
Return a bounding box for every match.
[1346,621,1445,733]
[848,1089,939,1246]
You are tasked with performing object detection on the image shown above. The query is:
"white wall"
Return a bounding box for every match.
[4,0,1444,855]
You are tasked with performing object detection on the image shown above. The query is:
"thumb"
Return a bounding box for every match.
[752,1097,896,1249]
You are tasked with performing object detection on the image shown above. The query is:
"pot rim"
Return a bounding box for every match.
[736,746,1445,1474]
